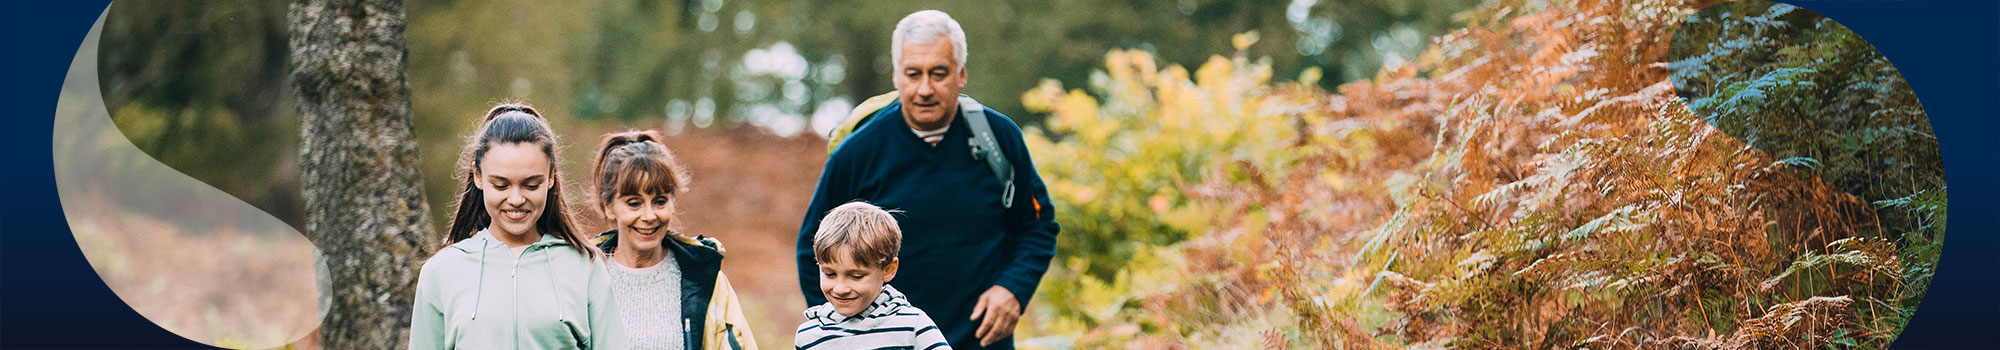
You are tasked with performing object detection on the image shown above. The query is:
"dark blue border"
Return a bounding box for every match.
[1786,0,2000,348]
[1,0,1992,348]
[2,1,210,348]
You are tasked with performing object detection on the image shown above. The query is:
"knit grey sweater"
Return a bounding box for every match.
[608,255,685,350]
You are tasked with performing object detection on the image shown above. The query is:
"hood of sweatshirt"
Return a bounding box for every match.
[409,229,626,349]
[447,229,578,321]
[804,284,914,326]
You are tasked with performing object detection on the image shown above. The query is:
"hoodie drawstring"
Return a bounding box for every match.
[543,247,567,323]
[472,237,490,320]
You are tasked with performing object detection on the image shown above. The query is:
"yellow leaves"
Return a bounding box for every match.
[1028,33,1358,347]
[1030,44,1303,212]
[1051,181,1097,205]
[1156,201,1217,236]
[1059,89,1114,144]
[1247,57,1275,87]
[1231,31,1260,51]
[1103,49,1159,87]
[1162,64,1192,86]
[1195,55,1235,94]
[1020,78,1064,113]
[1066,247,1189,315]
[1298,66,1324,87]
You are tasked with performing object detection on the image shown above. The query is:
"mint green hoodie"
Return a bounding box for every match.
[410,229,628,349]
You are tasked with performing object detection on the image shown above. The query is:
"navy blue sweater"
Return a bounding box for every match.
[796,100,1059,350]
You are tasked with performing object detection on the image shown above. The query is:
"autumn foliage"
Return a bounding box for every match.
[1016,0,1941,349]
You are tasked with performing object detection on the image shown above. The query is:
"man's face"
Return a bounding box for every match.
[893,34,965,131]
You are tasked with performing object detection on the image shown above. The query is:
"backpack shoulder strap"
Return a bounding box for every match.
[827,91,901,154]
[959,95,1015,209]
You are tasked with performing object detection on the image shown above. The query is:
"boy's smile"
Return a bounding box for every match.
[817,247,900,317]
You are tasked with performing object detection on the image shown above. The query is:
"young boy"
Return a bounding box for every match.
[795,202,952,350]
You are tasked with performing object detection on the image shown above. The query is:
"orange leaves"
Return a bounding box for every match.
[1027,0,1922,348]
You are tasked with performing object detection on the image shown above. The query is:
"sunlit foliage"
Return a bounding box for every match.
[1020,0,1943,349]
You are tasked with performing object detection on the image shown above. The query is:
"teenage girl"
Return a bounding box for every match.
[409,104,628,349]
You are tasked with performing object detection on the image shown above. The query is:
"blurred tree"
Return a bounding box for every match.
[97,0,300,230]
[449,0,1478,125]
[102,0,1487,235]
[290,0,434,348]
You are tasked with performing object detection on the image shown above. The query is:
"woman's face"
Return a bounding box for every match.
[604,190,673,253]
[476,142,551,238]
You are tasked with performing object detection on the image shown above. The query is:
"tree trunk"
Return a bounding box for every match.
[288,0,432,348]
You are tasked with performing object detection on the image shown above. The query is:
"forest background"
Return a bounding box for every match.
[86,0,1943,348]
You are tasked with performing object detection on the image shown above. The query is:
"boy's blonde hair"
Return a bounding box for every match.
[813,201,901,269]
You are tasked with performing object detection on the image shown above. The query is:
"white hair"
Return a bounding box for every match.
[891,10,967,71]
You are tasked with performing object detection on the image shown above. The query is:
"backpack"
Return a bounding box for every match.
[826,92,1016,209]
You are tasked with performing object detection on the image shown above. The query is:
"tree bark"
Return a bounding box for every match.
[288,0,432,348]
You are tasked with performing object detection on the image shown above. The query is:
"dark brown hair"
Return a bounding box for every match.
[813,201,902,269]
[443,103,596,258]
[589,130,690,213]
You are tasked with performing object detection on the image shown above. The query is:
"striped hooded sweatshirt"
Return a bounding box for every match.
[794,285,950,350]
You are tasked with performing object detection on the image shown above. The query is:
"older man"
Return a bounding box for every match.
[795,9,1060,350]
